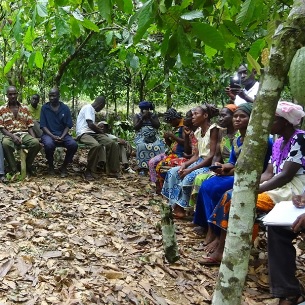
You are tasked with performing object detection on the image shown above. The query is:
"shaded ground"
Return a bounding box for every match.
[0,153,304,304]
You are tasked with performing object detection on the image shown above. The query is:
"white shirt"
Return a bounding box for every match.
[76,104,95,136]
[234,81,259,106]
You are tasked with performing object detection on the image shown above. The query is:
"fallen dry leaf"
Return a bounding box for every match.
[0,152,302,304]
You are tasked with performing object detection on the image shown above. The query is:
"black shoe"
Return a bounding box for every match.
[27,166,37,177]
[48,166,55,175]
[60,167,68,178]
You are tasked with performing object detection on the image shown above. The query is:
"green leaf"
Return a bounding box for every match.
[192,22,225,50]
[167,33,178,57]
[81,19,99,32]
[97,0,112,23]
[177,26,192,65]
[35,50,44,69]
[247,53,261,75]
[205,45,217,59]
[28,52,35,70]
[222,20,243,37]
[13,13,22,43]
[133,0,154,44]
[70,16,81,38]
[163,6,183,30]
[116,0,133,13]
[55,16,70,36]
[4,53,19,75]
[160,31,170,56]
[54,0,69,6]
[181,0,193,9]
[123,0,133,14]
[248,39,266,60]
[180,10,203,20]
[105,31,113,45]
[87,0,94,10]
[23,26,35,51]
[126,53,139,70]
[236,0,256,26]
[223,48,242,69]
[36,0,48,17]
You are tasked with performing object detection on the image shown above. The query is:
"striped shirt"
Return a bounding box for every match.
[0,102,34,133]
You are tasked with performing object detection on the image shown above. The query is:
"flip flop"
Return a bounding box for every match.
[198,256,221,266]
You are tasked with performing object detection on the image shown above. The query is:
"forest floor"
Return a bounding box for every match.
[0,151,304,305]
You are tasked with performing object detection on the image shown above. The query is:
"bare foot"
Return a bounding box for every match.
[173,205,186,219]
[203,227,216,245]
[204,237,220,254]
[193,226,206,236]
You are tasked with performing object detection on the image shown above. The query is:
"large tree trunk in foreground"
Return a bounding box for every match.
[213,1,305,304]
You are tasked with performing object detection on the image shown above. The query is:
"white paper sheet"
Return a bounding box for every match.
[262,201,305,226]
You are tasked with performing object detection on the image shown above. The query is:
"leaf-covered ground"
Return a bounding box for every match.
[0,153,304,305]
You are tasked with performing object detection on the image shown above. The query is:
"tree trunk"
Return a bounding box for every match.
[212,1,305,304]
[160,203,180,263]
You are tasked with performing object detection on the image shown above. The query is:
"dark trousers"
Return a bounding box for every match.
[41,134,78,167]
[268,225,301,297]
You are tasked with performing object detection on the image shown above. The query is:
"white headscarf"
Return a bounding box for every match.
[276,101,305,126]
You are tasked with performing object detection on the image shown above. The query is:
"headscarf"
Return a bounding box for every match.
[276,101,305,126]
[224,104,237,113]
[237,103,253,116]
[164,108,182,122]
[139,101,154,110]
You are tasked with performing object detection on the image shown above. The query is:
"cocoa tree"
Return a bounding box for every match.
[212,1,305,304]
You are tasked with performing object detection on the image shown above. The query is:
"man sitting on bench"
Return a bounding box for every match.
[0,86,40,176]
[40,87,78,178]
[76,96,120,180]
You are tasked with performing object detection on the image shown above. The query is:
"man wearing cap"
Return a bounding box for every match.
[76,96,120,180]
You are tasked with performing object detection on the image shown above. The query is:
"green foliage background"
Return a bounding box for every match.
[0,0,293,117]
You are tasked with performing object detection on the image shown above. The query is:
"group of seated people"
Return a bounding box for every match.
[0,86,134,181]
[134,67,305,303]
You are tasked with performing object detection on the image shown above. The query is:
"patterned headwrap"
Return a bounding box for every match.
[164,108,182,122]
[139,101,154,110]
[276,101,305,126]
[224,104,238,113]
[237,103,253,116]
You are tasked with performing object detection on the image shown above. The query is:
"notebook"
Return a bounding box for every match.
[262,201,305,226]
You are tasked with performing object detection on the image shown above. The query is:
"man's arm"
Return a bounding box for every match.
[28,127,36,138]
[0,127,21,144]
[87,120,105,134]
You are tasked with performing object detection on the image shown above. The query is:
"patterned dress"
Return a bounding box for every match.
[161,124,217,208]
[189,129,238,207]
[209,131,305,230]
[134,113,165,170]
[148,119,184,183]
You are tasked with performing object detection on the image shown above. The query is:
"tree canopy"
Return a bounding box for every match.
[0,0,293,110]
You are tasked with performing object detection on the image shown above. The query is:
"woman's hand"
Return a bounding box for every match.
[292,213,305,232]
[292,193,305,209]
[178,163,186,173]
[179,167,192,178]
[184,126,191,136]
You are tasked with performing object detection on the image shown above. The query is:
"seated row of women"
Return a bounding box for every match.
[138,100,305,266]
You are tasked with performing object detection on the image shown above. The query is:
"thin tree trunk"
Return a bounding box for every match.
[160,203,180,263]
[213,1,305,304]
